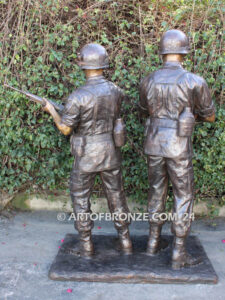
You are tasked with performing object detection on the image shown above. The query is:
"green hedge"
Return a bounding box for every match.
[0,0,224,207]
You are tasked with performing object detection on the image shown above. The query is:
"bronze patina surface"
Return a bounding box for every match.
[43,43,132,256]
[49,234,218,284]
[140,30,215,269]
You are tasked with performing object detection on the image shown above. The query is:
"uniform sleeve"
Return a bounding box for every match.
[139,77,149,115]
[61,93,80,128]
[115,87,125,119]
[193,78,215,118]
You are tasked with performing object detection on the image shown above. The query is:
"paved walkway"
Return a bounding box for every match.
[0,211,224,300]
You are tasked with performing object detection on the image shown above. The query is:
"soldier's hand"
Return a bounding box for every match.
[42,98,54,114]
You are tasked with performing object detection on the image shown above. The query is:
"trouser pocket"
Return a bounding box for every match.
[71,136,86,157]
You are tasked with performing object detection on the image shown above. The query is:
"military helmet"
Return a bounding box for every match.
[77,43,109,69]
[159,29,190,55]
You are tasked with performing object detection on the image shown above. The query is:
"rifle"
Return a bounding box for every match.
[4,84,64,113]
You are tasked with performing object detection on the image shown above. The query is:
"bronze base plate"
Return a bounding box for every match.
[49,234,218,284]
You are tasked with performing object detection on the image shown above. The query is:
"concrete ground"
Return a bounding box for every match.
[0,211,224,300]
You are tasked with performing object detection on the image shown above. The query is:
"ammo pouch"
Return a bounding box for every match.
[178,107,195,137]
[113,118,126,147]
[70,135,86,157]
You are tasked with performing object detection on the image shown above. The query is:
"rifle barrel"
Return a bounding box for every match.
[4,83,64,112]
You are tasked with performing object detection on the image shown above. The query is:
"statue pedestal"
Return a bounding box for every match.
[49,234,218,284]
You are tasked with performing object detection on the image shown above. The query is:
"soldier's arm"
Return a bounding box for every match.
[204,114,215,122]
[196,113,215,123]
[194,77,215,123]
[43,92,80,135]
[43,101,73,135]
[116,88,124,118]
[139,78,149,118]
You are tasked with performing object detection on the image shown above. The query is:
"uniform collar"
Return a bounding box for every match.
[163,61,183,69]
[86,75,107,84]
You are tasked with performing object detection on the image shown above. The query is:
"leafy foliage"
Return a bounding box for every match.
[0,0,224,206]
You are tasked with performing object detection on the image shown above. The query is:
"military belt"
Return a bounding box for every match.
[74,132,113,144]
[151,117,178,129]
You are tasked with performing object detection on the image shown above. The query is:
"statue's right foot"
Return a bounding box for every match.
[118,228,133,255]
[146,237,168,255]
[172,252,201,270]
[171,237,202,269]
[79,231,94,256]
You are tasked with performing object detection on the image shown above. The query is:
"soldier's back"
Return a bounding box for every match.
[141,62,211,121]
[67,76,123,173]
[73,76,122,136]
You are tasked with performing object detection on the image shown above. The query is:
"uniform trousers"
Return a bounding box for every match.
[70,166,130,232]
[147,155,194,238]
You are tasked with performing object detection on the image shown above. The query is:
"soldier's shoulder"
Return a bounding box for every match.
[68,86,91,101]
[140,71,156,88]
[107,80,124,94]
[106,80,119,89]
[70,84,94,98]
[182,71,207,86]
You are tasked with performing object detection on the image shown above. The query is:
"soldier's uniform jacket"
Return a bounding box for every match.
[140,61,215,158]
[61,75,124,173]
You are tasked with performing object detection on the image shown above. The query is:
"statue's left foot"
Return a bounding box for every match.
[146,225,168,255]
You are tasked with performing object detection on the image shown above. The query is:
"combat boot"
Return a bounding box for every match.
[79,231,94,256]
[146,224,168,255]
[117,227,132,254]
[172,237,201,269]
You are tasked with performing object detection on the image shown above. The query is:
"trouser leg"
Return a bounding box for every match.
[100,167,130,229]
[70,167,96,255]
[148,156,168,224]
[166,156,194,238]
[100,167,132,253]
[147,156,169,254]
[70,168,96,233]
[166,156,199,268]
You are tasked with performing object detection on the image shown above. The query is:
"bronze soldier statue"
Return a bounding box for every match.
[140,30,215,269]
[43,43,132,256]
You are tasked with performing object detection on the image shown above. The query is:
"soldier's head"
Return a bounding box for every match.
[159,29,190,62]
[78,43,109,78]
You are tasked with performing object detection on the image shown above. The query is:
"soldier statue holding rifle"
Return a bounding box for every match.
[140,30,215,269]
[6,43,132,256]
[45,43,132,256]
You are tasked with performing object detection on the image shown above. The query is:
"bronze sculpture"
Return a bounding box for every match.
[42,43,132,256]
[140,29,215,269]
[4,34,219,283]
